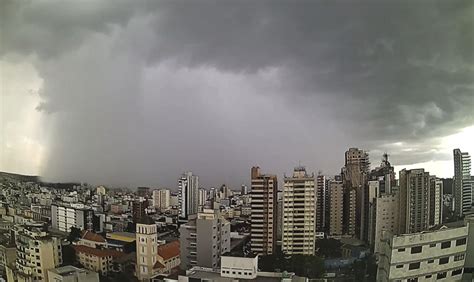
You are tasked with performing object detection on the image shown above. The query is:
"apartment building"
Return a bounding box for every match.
[179,209,230,270]
[329,179,344,236]
[6,223,62,282]
[153,189,171,211]
[399,169,431,234]
[282,166,316,255]
[250,166,278,255]
[377,221,469,281]
[453,149,472,217]
[51,203,95,232]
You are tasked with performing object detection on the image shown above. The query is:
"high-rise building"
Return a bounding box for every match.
[329,179,344,236]
[343,187,357,236]
[132,198,149,223]
[250,166,278,255]
[282,167,316,255]
[241,185,249,195]
[51,204,95,232]
[136,221,160,280]
[369,193,400,255]
[179,209,230,270]
[315,174,327,232]
[399,169,431,234]
[153,189,170,211]
[453,149,472,216]
[198,188,207,207]
[178,172,199,219]
[6,223,62,282]
[369,153,396,194]
[343,148,370,240]
[137,187,151,198]
[429,177,443,227]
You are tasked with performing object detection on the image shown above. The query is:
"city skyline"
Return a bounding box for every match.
[2,1,473,189]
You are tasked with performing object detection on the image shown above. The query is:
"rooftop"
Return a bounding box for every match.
[81,230,106,243]
[158,240,180,260]
[49,265,95,276]
[73,245,125,258]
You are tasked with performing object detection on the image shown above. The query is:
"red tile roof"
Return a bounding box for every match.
[73,245,125,258]
[157,240,180,260]
[81,230,106,243]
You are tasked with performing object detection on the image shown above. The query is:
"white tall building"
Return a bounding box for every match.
[198,188,207,206]
[453,149,472,216]
[178,172,199,219]
[377,221,469,282]
[429,177,443,227]
[51,204,95,232]
[136,221,160,281]
[282,167,316,255]
[153,189,170,211]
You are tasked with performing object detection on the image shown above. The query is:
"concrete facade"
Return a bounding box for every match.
[47,266,99,282]
[282,167,316,255]
[179,210,230,270]
[6,223,62,282]
[178,172,199,219]
[250,166,278,255]
[453,149,472,217]
[377,223,469,282]
[329,180,344,236]
[136,222,159,280]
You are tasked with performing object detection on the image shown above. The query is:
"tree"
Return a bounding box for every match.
[67,227,81,242]
[259,252,324,278]
[315,238,342,258]
[61,244,77,266]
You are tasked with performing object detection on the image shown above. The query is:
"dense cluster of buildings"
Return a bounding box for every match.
[0,147,473,281]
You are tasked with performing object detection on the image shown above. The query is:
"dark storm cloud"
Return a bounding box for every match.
[1,0,473,187]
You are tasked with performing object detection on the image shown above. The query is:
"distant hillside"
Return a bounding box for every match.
[0,171,39,183]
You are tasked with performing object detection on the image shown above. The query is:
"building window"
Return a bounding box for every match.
[429,243,436,248]
[408,262,420,270]
[441,241,451,249]
[425,275,432,278]
[396,265,403,269]
[452,269,463,276]
[428,260,434,264]
[456,238,466,246]
[407,278,418,282]
[411,246,422,254]
[398,248,405,252]
[437,272,447,279]
[454,254,465,261]
[439,257,449,265]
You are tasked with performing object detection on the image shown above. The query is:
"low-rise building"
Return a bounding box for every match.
[47,265,99,282]
[220,255,258,279]
[377,221,469,282]
[154,240,180,275]
[73,245,124,276]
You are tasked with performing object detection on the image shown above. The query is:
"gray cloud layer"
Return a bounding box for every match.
[2,0,473,188]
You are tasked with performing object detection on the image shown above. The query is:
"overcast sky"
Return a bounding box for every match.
[1,0,473,189]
